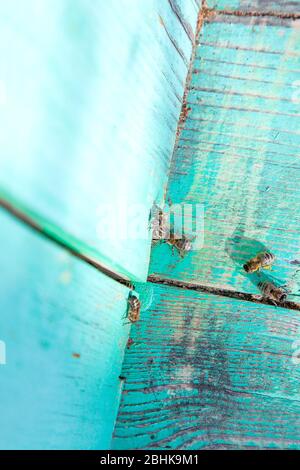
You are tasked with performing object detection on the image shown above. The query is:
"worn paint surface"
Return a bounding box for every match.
[114,2,300,450]
[0,0,199,281]
[0,210,131,449]
[149,11,300,297]
[1,0,300,451]
[113,283,300,450]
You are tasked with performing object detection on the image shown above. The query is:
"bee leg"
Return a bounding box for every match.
[263,265,272,270]
[260,295,276,307]
[122,309,131,321]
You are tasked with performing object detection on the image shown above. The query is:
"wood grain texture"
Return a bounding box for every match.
[0,0,199,282]
[113,283,300,450]
[149,14,300,297]
[206,0,300,13]
[0,209,131,449]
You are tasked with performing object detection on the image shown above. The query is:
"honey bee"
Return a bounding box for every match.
[149,202,194,257]
[150,204,169,241]
[243,251,275,273]
[167,233,193,258]
[127,293,141,323]
[258,281,287,304]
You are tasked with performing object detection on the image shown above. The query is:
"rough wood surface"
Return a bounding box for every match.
[149,13,300,297]
[117,8,300,449]
[0,210,131,449]
[113,283,300,450]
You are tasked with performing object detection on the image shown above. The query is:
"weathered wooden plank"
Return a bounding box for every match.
[113,283,300,450]
[0,0,199,282]
[206,0,300,13]
[149,15,300,297]
[0,209,131,449]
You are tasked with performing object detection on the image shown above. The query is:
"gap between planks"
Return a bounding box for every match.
[201,2,300,21]
[205,9,300,20]
[147,275,300,313]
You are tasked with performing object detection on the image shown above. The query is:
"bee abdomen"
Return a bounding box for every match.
[168,234,193,257]
[127,295,141,323]
[180,238,192,251]
[261,252,275,266]
[129,296,140,311]
[258,281,287,303]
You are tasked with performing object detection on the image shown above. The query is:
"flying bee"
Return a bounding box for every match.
[167,233,193,258]
[127,293,141,323]
[243,251,275,273]
[258,281,287,304]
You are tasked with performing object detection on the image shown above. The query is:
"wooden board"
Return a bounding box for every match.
[0,209,131,449]
[0,0,199,282]
[149,13,300,297]
[113,283,300,450]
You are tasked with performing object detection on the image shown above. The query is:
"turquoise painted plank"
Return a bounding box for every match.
[149,14,300,297]
[0,209,131,449]
[0,0,199,282]
[206,0,300,12]
[113,283,300,450]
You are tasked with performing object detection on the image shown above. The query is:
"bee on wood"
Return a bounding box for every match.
[243,251,275,273]
[127,293,141,323]
[258,281,287,304]
[167,233,193,258]
[149,202,194,257]
[150,204,169,241]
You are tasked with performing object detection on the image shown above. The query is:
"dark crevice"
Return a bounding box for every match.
[214,9,300,20]
[169,5,206,184]
[147,275,300,312]
[202,6,300,21]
